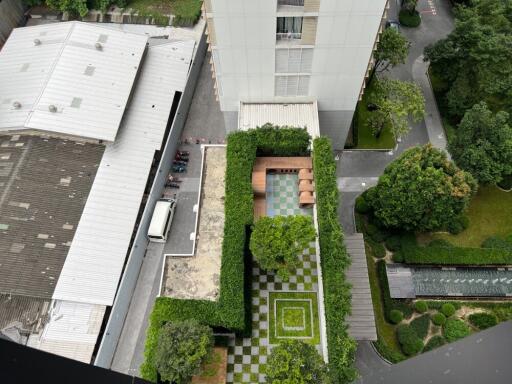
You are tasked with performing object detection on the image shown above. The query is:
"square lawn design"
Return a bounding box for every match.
[269,291,320,345]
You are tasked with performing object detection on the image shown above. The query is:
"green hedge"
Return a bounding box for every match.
[172,0,203,27]
[423,335,446,352]
[398,9,421,27]
[443,318,470,342]
[312,137,357,383]
[410,314,430,339]
[141,128,312,382]
[250,124,310,157]
[401,233,512,265]
[468,312,498,330]
[396,324,424,356]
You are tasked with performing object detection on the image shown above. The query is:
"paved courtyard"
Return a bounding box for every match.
[266,173,312,217]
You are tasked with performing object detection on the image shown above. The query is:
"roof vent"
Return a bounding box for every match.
[12,101,22,109]
[34,39,41,46]
[95,42,103,50]
[48,105,57,113]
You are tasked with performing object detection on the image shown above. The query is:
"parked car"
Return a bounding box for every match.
[386,20,401,30]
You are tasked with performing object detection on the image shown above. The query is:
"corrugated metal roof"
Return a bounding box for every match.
[0,21,147,142]
[239,102,320,138]
[52,40,195,306]
[27,300,105,363]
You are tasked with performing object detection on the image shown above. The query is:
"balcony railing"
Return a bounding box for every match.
[278,0,305,6]
[276,32,302,40]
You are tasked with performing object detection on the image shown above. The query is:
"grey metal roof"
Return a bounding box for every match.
[0,294,50,335]
[0,21,148,142]
[357,321,512,384]
[386,264,415,299]
[52,40,196,306]
[345,233,377,341]
[0,134,104,298]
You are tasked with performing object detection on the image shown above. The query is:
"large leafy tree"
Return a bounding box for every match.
[266,340,328,384]
[250,215,316,281]
[367,78,425,139]
[369,28,409,84]
[366,144,477,231]
[450,102,512,185]
[46,0,89,16]
[154,320,213,384]
[424,0,512,118]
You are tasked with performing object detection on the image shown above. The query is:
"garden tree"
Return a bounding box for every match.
[366,144,477,232]
[266,340,329,384]
[424,0,512,118]
[401,0,418,13]
[367,78,425,139]
[46,0,89,16]
[368,28,409,85]
[250,215,316,281]
[154,320,213,384]
[450,102,512,185]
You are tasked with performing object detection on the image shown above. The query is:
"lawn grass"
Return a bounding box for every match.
[418,186,512,247]
[365,242,405,362]
[354,81,396,150]
[126,0,202,26]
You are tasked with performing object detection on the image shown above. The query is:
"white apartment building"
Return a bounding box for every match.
[204,0,389,146]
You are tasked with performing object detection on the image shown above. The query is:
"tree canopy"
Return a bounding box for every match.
[424,0,512,118]
[370,28,409,82]
[450,102,512,185]
[250,215,316,281]
[366,144,477,232]
[265,340,329,384]
[367,78,425,139]
[154,320,213,384]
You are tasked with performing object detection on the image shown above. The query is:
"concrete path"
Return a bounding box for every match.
[354,341,391,383]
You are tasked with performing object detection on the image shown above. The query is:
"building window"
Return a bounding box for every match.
[277,17,303,40]
[278,0,304,6]
[275,75,310,96]
[275,48,313,73]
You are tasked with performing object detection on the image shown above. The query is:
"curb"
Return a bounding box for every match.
[370,341,393,365]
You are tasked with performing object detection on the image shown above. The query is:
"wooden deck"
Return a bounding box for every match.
[252,157,315,218]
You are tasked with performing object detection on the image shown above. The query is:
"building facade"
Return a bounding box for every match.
[204,0,389,146]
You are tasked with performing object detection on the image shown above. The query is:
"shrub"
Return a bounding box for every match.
[399,9,421,27]
[426,301,461,311]
[428,239,454,248]
[366,224,389,243]
[396,324,423,356]
[250,124,310,157]
[266,340,328,384]
[447,216,469,235]
[482,236,512,251]
[172,0,203,27]
[414,301,428,314]
[468,312,498,330]
[400,233,512,265]
[443,318,470,342]
[423,335,446,352]
[154,320,213,384]
[313,137,357,383]
[389,309,404,324]
[368,238,386,259]
[432,312,447,326]
[410,314,430,339]
[355,195,371,214]
[250,215,316,280]
[392,250,404,263]
[441,303,456,317]
[385,235,402,252]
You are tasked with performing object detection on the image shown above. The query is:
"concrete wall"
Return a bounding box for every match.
[94,29,208,369]
[0,0,26,46]
[207,0,387,113]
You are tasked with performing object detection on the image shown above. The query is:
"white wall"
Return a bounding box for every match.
[209,0,387,112]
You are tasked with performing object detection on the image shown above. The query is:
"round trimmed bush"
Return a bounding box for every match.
[432,312,447,326]
[447,216,469,235]
[370,239,386,259]
[414,300,428,313]
[385,235,402,252]
[396,324,424,356]
[392,250,404,263]
[468,312,498,330]
[423,335,446,352]
[402,338,424,356]
[428,239,454,248]
[355,195,371,214]
[389,309,404,324]
[443,318,470,342]
[399,9,421,27]
[441,303,456,317]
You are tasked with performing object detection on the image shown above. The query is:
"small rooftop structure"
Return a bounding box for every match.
[239,102,320,138]
[0,21,148,142]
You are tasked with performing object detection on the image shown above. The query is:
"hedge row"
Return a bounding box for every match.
[141,128,311,382]
[172,0,203,27]
[250,124,310,157]
[312,137,357,383]
[400,233,512,265]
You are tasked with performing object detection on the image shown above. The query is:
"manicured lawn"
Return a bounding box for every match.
[419,186,512,247]
[126,0,202,25]
[354,81,395,150]
[365,242,405,362]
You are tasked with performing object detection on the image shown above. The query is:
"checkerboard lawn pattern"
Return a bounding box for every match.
[269,291,320,345]
[266,173,312,217]
[226,245,320,383]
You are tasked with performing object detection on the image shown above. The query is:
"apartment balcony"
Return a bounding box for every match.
[278,0,319,14]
